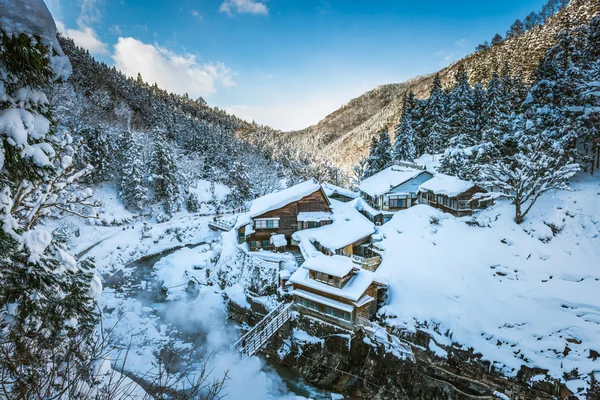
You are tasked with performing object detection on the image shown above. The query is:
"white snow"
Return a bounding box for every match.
[375,173,600,393]
[296,211,333,222]
[428,339,447,359]
[293,199,375,254]
[418,173,477,197]
[270,233,287,247]
[301,254,356,278]
[188,179,231,202]
[248,179,324,218]
[359,165,428,197]
[414,153,443,172]
[0,0,71,79]
[322,183,359,199]
[0,0,58,44]
[292,328,324,345]
[289,267,378,302]
[22,229,52,263]
[225,283,250,309]
[153,246,212,299]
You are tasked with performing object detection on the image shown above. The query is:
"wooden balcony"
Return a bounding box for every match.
[350,254,381,271]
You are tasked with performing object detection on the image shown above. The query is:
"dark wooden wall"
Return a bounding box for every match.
[251,189,331,237]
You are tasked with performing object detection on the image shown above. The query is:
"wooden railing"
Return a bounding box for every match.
[208,218,235,232]
[233,302,294,359]
[350,254,381,271]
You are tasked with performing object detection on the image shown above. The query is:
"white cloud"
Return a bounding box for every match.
[56,20,109,55]
[191,9,203,19]
[219,0,268,16]
[225,97,346,131]
[109,24,122,35]
[78,0,103,27]
[455,38,468,47]
[113,37,235,98]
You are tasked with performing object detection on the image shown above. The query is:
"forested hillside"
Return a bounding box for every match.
[52,38,340,214]
[244,0,600,175]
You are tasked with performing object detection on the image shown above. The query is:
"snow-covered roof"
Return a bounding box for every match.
[248,179,326,218]
[354,294,375,308]
[270,234,287,247]
[359,166,430,197]
[301,254,356,278]
[289,267,376,302]
[293,200,375,253]
[352,197,382,217]
[418,174,479,197]
[297,212,333,222]
[322,183,359,199]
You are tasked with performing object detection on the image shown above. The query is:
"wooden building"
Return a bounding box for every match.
[236,180,333,251]
[288,255,387,330]
[358,166,433,224]
[322,183,359,203]
[292,199,381,270]
[418,174,488,217]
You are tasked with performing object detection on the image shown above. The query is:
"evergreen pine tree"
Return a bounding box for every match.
[84,126,112,183]
[120,130,147,210]
[448,66,476,147]
[150,130,179,213]
[422,74,449,155]
[472,83,486,143]
[0,5,101,396]
[365,131,393,177]
[393,94,417,163]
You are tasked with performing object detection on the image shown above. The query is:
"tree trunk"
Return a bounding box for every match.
[515,199,523,224]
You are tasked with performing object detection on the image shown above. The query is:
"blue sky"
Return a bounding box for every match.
[44,0,547,130]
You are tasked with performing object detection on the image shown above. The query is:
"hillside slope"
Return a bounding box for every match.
[252,0,600,174]
[376,172,600,397]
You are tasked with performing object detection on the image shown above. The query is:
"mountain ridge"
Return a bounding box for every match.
[249,0,600,175]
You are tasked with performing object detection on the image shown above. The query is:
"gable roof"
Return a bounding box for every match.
[292,199,375,252]
[301,254,356,278]
[418,174,482,197]
[248,179,329,218]
[322,183,359,199]
[359,166,432,197]
[289,266,376,302]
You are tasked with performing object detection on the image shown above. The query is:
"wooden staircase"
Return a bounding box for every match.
[233,302,294,359]
[292,252,305,267]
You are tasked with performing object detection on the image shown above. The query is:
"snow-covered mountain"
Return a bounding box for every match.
[242,0,600,175]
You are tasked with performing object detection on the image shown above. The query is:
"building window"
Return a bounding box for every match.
[324,306,351,321]
[255,219,279,229]
[297,297,319,311]
[250,241,257,247]
[306,221,317,229]
[389,198,404,208]
[262,240,270,247]
[297,221,303,230]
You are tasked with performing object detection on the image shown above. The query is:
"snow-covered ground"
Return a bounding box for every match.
[66,184,325,399]
[375,172,600,396]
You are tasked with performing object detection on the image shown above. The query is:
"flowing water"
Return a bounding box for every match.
[104,244,330,399]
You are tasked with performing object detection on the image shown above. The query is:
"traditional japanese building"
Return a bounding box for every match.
[418,174,488,217]
[322,182,359,203]
[358,166,433,224]
[293,198,381,270]
[288,254,387,330]
[236,179,333,251]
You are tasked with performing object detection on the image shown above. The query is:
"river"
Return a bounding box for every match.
[103,244,331,399]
